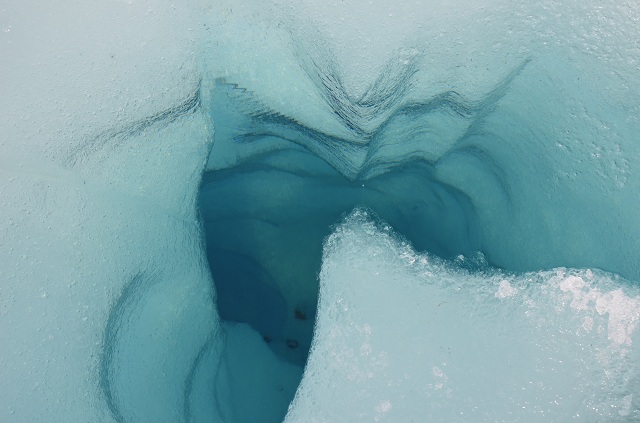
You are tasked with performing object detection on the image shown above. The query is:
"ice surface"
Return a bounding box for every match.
[286,209,640,421]
[2,0,640,422]
[0,2,217,421]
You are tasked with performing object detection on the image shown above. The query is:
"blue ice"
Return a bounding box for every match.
[1,0,639,422]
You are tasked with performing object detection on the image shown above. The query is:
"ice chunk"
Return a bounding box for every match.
[286,210,640,421]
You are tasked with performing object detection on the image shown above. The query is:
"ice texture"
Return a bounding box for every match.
[1,0,640,422]
[286,209,640,422]
[0,2,217,421]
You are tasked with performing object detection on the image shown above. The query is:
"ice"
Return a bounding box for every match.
[0,2,216,421]
[221,322,304,423]
[2,0,640,422]
[286,209,640,421]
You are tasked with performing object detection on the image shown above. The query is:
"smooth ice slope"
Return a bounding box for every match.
[0,1,220,422]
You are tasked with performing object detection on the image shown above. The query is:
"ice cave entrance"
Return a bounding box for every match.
[198,77,488,422]
[199,143,479,361]
[194,39,640,420]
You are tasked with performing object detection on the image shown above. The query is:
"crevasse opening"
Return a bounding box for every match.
[198,33,640,419]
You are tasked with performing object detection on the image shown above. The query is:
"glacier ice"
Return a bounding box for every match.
[1,0,640,422]
[287,209,640,421]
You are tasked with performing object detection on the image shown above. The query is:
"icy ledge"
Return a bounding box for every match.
[286,209,640,422]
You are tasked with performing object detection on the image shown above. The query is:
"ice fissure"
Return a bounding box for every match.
[199,41,640,419]
[2,0,640,422]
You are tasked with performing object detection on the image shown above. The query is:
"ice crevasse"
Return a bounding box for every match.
[1,0,640,421]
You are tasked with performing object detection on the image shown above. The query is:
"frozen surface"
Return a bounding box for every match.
[1,0,640,422]
[0,1,217,421]
[286,209,640,421]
